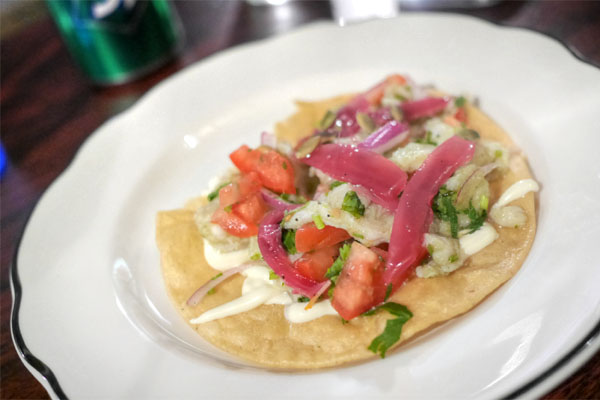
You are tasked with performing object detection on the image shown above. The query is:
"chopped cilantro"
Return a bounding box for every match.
[448,254,459,263]
[207,182,230,201]
[433,188,459,238]
[325,243,351,283]
[297,296,310,303]
[282,161,288,170]
[352,232,365,240]
[223,204,233,213]
[384,284,393,301]
[280,193,307,204]
[207,288,216,295]
[342,191,365,218]
[465,202,487,233]
[329,181,345,190]
[312,214,325,229]
[426,244,435,255]
[210,272,223,280]
[250,252,262,261]
[494,149,503,159]
[367,303,413,358]
[269,271,278,280]
[455,96,466,108]
[415,130,437,146]
[282,229,297,254]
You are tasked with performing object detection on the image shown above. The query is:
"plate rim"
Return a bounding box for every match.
[9,12,600,399]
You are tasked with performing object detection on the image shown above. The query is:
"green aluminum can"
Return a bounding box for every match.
[46,0,182,85]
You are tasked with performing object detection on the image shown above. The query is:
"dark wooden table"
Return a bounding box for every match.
[2,1,599,399]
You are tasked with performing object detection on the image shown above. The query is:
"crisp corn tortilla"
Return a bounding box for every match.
[156,97,536,369]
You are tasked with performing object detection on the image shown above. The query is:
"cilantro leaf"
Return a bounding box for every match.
[367,303,413,358]
[384,284,393,301]
[325,243,351,283]
[282,229,297,254]
[329,181,345,190]
[297,296,310,303]
[342,191,365,218]
[455,96,466,108]
[432,186,458,238]
[207,182,230,201]
[433,187,459,238]
[464,202,487,233]
[415,131,437,146]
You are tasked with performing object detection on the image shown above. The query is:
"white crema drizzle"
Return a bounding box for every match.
[191,243,338,324]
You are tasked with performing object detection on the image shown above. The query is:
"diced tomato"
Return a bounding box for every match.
[370,246,388,262]
[331,242,386,320]
[237,171,262,197]
[229,145,259,174]
[218,183,241,207]
[293,245,340,282]
[295,223,351,253]
[212,174,269,238]
[230,145,296,194]
[211,208,258,237]
[231,192,269,225]
[364,74,407,105]
[454,107,467,123]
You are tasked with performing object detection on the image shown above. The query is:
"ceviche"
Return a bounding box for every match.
[156,75,538,368]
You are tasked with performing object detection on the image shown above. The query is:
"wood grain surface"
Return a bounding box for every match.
[1,1,599,399]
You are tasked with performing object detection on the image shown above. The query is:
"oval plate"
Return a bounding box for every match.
[11,14,600,399]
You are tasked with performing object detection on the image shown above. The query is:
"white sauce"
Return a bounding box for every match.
[284,300,338,323]
[192,248,338,324]
[190,285,284,324]
[203,239,250,271]
[459,223,499,256]
[493,179,539,209]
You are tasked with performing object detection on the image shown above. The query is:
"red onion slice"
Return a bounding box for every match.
[187,263,252,306]
[358,120,410,154]
[304,280,331,311]
[401,97,450,122]
[326,95,369,138]
[300,143,407,211]
[260,188,302,212]
[258,210,329,297]
[384,136,475,291]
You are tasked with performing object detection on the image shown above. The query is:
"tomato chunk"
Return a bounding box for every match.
[293,245,340,282]
[331,242,386,320]
[211,174,270,238]
[295,223,350,253]
[364,74,407,105]
[237,171,262,197]
[211,208,258,237]
[230,145,296,194]
[454,107,467,123]
[232,192,269,225]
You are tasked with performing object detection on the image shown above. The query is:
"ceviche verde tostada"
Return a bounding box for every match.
[156,75,539,368]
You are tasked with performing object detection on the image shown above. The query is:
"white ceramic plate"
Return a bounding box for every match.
[11,14,600,399]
